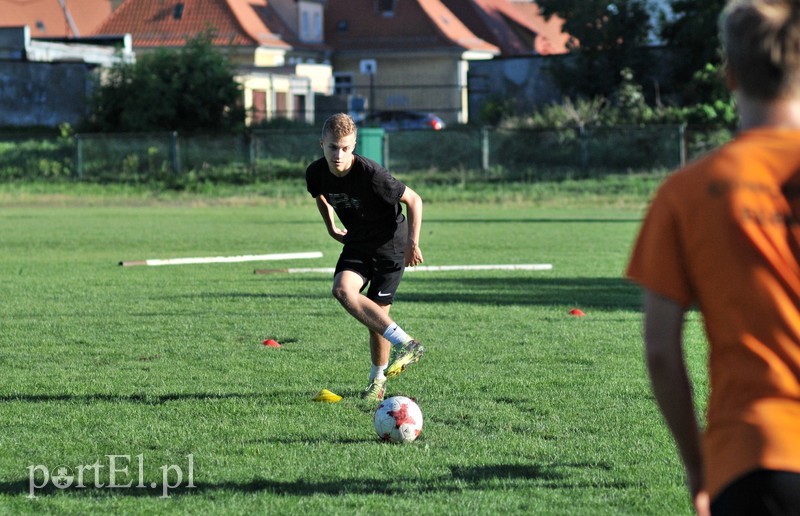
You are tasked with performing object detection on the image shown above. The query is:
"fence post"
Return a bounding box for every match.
[383,132,390,171]
[169,131,180,174]
[679,123,687,167]
[74,134,83,180]
[580,125,589,170]
[247,132,256,174]
[481,126,490,176]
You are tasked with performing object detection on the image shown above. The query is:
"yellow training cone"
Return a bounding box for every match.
[313,389,342,403]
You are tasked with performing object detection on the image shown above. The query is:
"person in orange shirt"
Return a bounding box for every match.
[626,1,800,514]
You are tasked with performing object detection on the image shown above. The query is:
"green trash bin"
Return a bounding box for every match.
[356,127,385,166]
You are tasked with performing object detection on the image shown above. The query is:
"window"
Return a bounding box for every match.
[334,74,354,96]
[301,12,310,41]
[298,1,323,43]
[313,12,322,40]
[294,95,306,121]
[252,90,267,125]
[275,92,288,119]
[375,0,396,17]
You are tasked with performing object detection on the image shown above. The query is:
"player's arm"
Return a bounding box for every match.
[400,186,423,267]
[315,195,347,243]
[643,289,709,516]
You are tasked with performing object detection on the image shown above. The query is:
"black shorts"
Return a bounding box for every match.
[711,469,800,515]
[334,239,406,305]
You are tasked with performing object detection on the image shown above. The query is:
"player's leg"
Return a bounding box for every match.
[370,303,393,368]
[332,270,394,335]
[385,335,425,378]
[366,255,424,379]
[331,247,415,345]
[361,303,391,401]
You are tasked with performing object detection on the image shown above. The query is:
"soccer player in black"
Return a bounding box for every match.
[306,113,425,402]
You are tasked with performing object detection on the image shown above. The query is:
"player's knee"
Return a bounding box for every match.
[331,284,353,304]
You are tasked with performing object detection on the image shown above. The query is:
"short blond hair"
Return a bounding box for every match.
[720,0,800,100]
[322,113,357,139]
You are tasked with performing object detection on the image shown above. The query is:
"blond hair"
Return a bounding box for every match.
[322,113,357,139]
[720,0,800,100]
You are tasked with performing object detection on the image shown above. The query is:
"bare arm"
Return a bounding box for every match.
[315,195,347,243]
[400,186,423,267]
[643,289,709,516]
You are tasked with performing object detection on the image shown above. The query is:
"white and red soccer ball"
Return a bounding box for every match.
[373,396,423,443]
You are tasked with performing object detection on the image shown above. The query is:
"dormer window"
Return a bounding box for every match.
[313,12,322,40]
[173,3,184,20]
[301,11,310,38]
[298,1,323,43]
[375,0,396,17]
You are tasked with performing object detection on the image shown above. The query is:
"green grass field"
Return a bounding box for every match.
[0,181,709,514]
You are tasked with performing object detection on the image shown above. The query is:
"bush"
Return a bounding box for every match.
[0,136,74,180]
[85,32,244,133]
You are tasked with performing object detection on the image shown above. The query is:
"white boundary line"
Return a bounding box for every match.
[120,251,323,267]
[254,263,553,275]
[407,264,552,272]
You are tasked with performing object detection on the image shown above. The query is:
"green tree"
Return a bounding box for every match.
[536,0,655,99]
[659,0,726,104]
[87,32,243,132]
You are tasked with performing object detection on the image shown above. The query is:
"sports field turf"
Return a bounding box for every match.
[0,187,708,514]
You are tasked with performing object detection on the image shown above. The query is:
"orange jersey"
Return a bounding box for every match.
[627,128,800,499]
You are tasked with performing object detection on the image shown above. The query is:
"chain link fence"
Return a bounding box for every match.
[0,125,733,183]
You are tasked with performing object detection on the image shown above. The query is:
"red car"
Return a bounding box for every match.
[361,111,446,131]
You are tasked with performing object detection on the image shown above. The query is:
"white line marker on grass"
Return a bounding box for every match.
[120,251,323,267]
[253,263,553,275]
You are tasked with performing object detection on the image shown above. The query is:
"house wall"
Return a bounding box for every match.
[467,56,562,118]
[238,72,314,125]
[468,48,684,120]
[333,53,467,124]
[0,61,93,127]
[253,47,287,67]
[295,63,333,94]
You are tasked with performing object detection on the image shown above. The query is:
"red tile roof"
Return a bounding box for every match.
[0,0,112,37]
[442,0,569,55]
[326,0,499,54]
[1,0,566,57]
[94,0,291,49]
[507,0,571,54]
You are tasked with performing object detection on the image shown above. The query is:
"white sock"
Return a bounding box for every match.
[382,323,412,347]
[370,363,388,381]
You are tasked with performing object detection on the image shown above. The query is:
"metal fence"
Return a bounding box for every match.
[0,125,733,182]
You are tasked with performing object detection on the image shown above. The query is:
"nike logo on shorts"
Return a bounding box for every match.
[377,291,392,297]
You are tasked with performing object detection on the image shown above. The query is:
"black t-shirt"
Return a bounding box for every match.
[306,154,407,247]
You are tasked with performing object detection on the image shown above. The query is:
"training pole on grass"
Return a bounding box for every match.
[120,251,323,267]
[254,263,553,275]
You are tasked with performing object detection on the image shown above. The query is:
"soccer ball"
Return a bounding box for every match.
[373,396,423,443]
